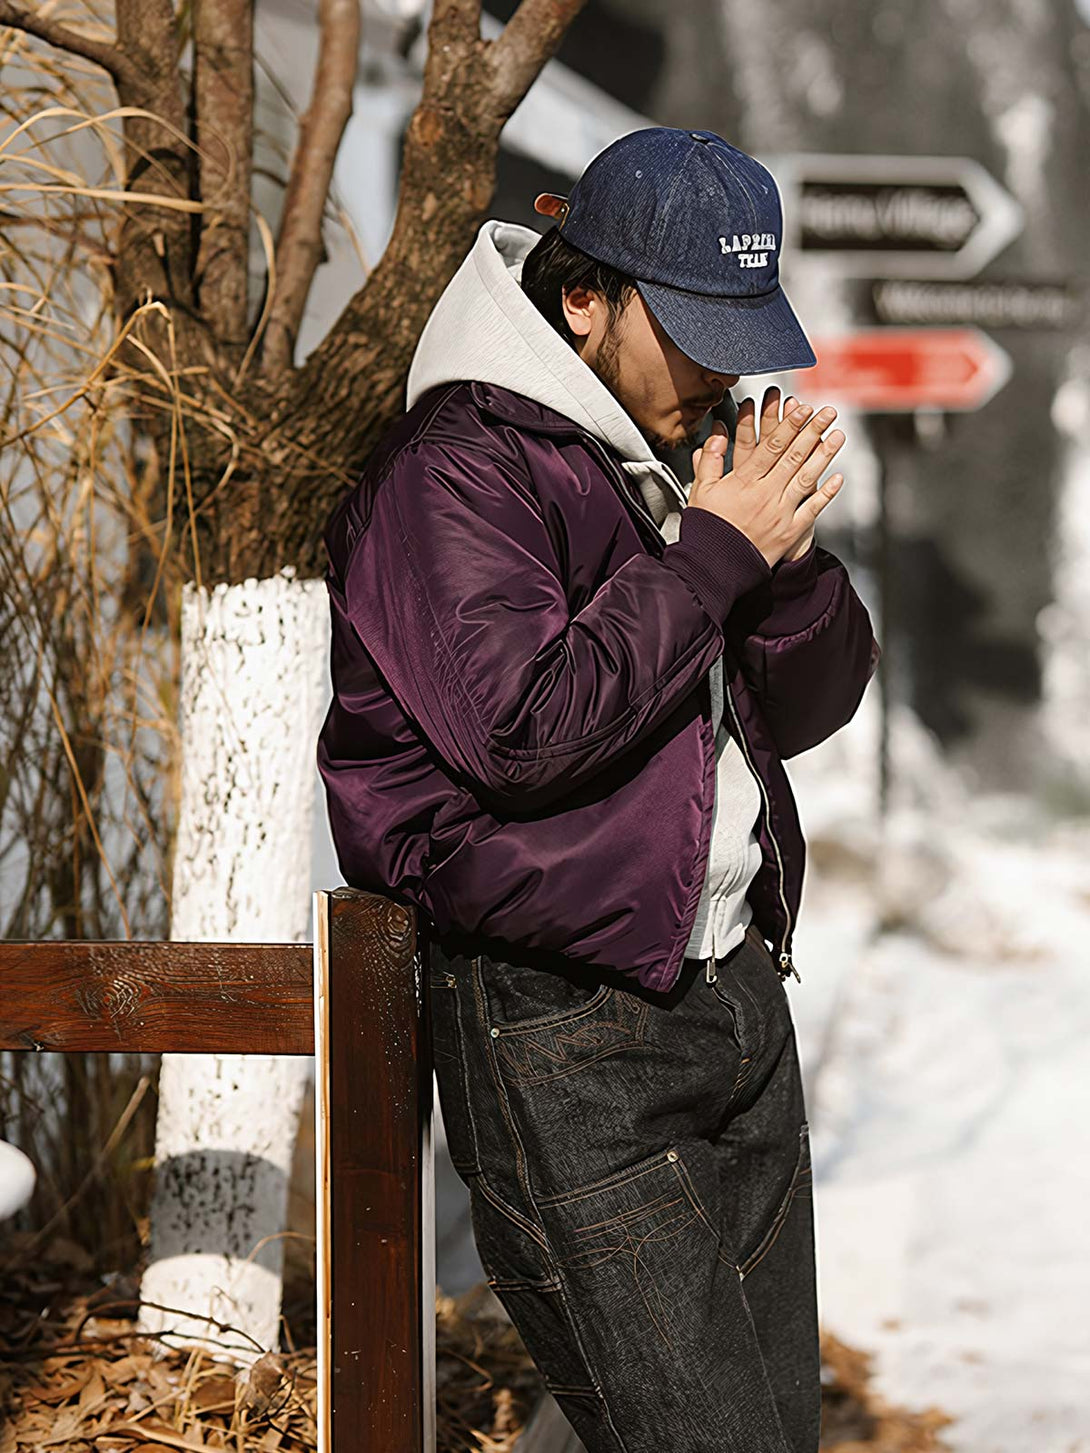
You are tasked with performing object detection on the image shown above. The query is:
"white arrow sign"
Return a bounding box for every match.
[768,153,1024,280]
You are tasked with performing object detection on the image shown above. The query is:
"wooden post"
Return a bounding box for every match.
[0,887,437,1453]
[313,887,435,1453]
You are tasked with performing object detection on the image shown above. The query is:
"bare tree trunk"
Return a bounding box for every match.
[0,0,586,1354]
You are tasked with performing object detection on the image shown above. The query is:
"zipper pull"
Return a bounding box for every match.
[779,951,802,984]
[707,920,720,983]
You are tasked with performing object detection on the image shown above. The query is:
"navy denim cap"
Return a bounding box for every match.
[535,127,817,377]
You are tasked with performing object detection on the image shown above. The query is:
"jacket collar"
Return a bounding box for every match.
[468,381,669,557]
[469,380,594,437]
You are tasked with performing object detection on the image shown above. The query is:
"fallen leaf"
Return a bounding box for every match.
[108,1423,208,1452]
[237,1352,285,1418]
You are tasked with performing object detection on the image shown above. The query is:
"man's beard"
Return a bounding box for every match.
[591,317,702,455]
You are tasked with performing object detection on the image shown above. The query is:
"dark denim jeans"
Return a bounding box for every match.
[428,919,820,1453]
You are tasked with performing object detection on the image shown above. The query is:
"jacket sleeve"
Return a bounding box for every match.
[725,537,881,760]
[339,441,772,812]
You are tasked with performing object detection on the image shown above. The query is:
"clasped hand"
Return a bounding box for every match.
[688,385,846,569]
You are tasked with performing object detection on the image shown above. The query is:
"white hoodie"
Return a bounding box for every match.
[406,220,762,964]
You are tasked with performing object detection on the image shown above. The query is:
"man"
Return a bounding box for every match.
[318,127,879,1453]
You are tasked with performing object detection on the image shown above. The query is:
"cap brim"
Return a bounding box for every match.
[636,277,817,376]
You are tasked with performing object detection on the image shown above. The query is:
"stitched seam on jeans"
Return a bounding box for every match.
[499,1037,647,1087]
[475,1174,551,1251]
[737,1124,810,1278]
[572,1193,682,1235]
[667,1157,725,1247]
[537,1148,678,1208]
[472,955,541,1223]
[738,1177,808,1279]
[487,1274,562,1292]
[446,968,484,1175]
[496,998,650,1085]
[490,981,615,1036]
[544,1276,626,1443]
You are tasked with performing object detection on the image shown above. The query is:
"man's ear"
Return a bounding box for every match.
[561,284,595,339]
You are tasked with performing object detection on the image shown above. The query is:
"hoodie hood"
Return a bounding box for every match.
[406,220,689,529]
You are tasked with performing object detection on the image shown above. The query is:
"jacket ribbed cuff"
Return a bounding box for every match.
[763,538,846,636]
[661,506,771,625]
[769,538,819,599]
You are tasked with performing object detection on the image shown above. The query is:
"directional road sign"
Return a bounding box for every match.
[791,327,1013,412]
[770,154,1024,280]
[871,278,1080,330]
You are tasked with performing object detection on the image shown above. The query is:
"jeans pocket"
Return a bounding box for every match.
[476,950,612,1032]
[483,966,650,1087]
[535,1146,723,1352]
[709,970,761,1063]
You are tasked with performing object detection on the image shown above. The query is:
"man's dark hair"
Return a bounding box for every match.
[520,226,637,347]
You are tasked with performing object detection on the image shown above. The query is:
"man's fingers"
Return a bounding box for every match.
[763,406,842,487]
[734,395,758,459]
[787,427,846,498]
[693,431,729,486]
[747,401,815,473]
[795,472,845,527]
[758,385,781,443]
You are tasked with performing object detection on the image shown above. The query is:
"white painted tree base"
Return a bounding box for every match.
[0,1139,36,1219]
[139,570,329,1360]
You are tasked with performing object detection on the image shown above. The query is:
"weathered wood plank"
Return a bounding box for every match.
[0,940,314,1053]
[314,886,435,1453]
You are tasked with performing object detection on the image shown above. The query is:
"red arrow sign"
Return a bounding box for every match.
[791,327,1012,411]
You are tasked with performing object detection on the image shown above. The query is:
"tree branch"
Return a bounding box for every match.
[0,0,140,90]
[488,0,586,116]
[289,0,586,402]
[261,0,361,376]
[425,0,482,52]
[193,0,254,358]
[249,0,591,578]
[111,0,199,361]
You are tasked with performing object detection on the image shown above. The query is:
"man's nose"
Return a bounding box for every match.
[702,370,738,394]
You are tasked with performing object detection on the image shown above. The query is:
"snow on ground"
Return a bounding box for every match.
[788,701,1090,1453]
[429,691,1090,1449]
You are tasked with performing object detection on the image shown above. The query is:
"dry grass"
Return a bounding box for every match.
[0,1236,544,1452]
[0,7,218,1263]
[0,1234,955,1453]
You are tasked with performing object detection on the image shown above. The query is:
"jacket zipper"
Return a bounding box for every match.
[579,434,671,547]
[721,675,800,983]
[580,430,800,985]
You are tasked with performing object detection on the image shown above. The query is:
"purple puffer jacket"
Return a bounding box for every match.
[317,379,880,993]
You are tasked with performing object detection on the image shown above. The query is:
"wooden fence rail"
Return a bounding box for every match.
[0,886,435,1453]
